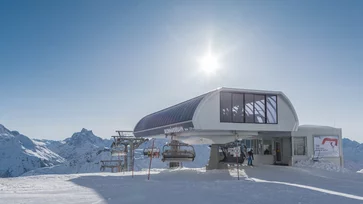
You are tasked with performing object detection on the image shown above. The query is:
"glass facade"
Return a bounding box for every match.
[220,92,278,124]
[254,95,266,123]
[220,92,232,122]
[232,93,244,123]
[263,140,272,155]
[245,94,254,123]
[266,95,278,124]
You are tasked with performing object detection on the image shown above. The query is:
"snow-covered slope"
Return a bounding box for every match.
[0,124,65,177]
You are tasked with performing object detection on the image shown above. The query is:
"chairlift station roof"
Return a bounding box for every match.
[133,87,299,141]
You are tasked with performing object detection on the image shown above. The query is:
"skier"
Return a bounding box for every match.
[247,149,254,166]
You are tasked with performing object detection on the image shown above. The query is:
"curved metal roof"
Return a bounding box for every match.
[133,93,209,137]
[133,87,299,137]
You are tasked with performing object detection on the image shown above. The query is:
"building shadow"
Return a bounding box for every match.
[69,168,237,204]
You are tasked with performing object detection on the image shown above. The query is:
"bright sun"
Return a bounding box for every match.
[198,52,220,74]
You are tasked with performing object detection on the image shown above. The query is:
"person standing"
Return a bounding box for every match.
[247,149,254,166]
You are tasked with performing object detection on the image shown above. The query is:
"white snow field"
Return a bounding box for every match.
[1,165,363,204]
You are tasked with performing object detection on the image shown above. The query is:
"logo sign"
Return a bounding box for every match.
[164,126,185,134]
[314,136,339,158]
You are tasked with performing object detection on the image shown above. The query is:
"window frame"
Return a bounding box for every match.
[231,93,245,123]
[220,91,278,124]
[220,92,233,122]
[244,93,255,124]
[266,95,278,124]
[293,137,307,156]
[253,94,267,124]
[262,139,273,155]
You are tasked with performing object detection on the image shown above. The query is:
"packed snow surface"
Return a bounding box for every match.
[1,165,363,204]
[294,160,350,172]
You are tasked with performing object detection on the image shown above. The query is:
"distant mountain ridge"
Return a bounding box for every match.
[342,138,363,172]
[1,124,362,177]
[27,128,113,175]
[0,124,65,177]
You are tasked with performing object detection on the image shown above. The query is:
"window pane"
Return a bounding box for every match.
[254,95,266,123]
[245,94,254,123]
[253,139,262,155]
[294,137,306,155]
[263,140,272,155]
[232,93,244,123]
[267,95,277,123]
[220,92,232,122]
[245,140,251,148]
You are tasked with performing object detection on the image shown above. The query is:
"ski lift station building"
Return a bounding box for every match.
[134,87,343,169]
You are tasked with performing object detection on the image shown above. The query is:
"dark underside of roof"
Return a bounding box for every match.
[133,93,208,137]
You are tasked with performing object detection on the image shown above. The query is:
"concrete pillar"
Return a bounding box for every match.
[206,144,227,170]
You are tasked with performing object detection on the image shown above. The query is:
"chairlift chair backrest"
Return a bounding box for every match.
[161,140,196,162]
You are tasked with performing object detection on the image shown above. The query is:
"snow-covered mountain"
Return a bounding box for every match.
[2,123,363,177]
[0,124,65,177]
[26,134,210,175]
[26,128,113,175]
[343,138,363,172]
[44,128,112,160]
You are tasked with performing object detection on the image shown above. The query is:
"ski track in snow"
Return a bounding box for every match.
[251,178,363,201]
[1,165,363,204]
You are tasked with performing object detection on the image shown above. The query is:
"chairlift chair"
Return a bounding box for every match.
[110,139,128,156]
[143,147,160,158]
[161,140,196,162]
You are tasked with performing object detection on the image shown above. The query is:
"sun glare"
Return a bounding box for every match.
[198,52,220,74]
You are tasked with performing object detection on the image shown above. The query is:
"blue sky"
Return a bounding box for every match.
[0,0,362,142]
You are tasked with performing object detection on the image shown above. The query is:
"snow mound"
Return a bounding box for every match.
[294,160,350,173]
